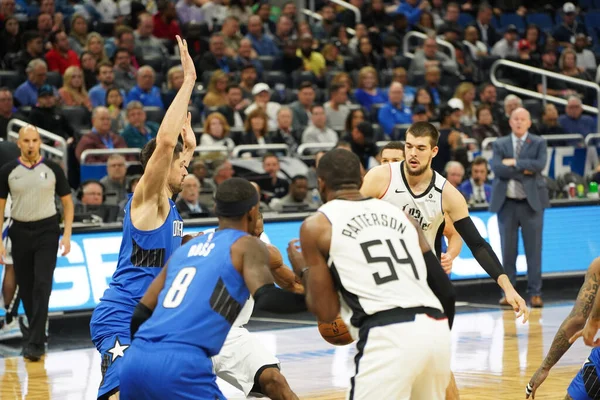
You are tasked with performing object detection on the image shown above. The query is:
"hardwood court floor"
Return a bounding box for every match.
[0,305,590,399]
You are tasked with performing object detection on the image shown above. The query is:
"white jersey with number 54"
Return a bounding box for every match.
[318,198,443,332]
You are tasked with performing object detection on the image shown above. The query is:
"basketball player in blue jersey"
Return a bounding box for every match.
[89,36,197,400]
[119,178,276,400]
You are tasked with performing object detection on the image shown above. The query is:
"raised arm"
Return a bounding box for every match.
[134,36,197,204]
[443,183,529,322]
[527,258,600,398]
[360,164,391,199]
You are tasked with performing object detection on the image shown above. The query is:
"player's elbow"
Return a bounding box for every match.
[156,131,178,149]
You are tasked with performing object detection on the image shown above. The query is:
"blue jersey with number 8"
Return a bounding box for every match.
[134,229,250,356]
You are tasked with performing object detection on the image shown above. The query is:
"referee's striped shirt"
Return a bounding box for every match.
[0,158,71,222]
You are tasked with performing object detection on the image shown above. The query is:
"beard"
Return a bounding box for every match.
[405,156,431,176]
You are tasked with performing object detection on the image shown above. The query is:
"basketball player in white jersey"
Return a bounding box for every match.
[207,212,302,399]
[379,141,462,273]
[362,122,529,400]
[290,148,455,399]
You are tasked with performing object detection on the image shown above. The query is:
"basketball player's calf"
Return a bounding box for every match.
[257,366,298,400]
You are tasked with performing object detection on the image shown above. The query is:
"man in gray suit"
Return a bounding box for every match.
[490,107,549,308]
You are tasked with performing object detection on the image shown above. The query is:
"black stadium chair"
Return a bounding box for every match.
[46,71,63,89]
[0,70,22,91]
[144,106,166,124]
[62,106,92,131]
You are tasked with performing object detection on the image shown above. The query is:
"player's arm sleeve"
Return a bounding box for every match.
[453,216,505,281]
[130,302,153,339]
[423,251,456,329]
[253,283,307,314]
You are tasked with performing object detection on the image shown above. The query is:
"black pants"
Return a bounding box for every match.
[8,215,60,347]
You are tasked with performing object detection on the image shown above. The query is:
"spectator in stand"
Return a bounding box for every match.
[100,154,128,206]
[553,2,587,49]
[221,16,243,57]
[396,0,429,26]
[378,82,412,136]
[463,26,487,60]
[414,11,436,36]
[120,101,159,148]
[324,83,350,132]
[244,83,281,131]
[209,158,235,188]
[459,156,492,205]
[348,23,367,54]
[332,25,351,56]
[331,72,355,102]
[29,84,75,143]
[74,180,119,223]
[232,108,269,145]
[113,48,137,93]
[388,67,415,106]
[153,0,181,42]
[14,59,50,108]
[560,48,592,100]
[246,15,280,57]
[37,13,54,45]
[321,43,344,72]
[0,88,16,140]
[88,62,122,108]
[0,17,21,61]
[106,87,126,133]
[378,37,402,72]
[530,104,565,136]
[80,51,98,90]
[444,161,465,187]
[353,36,381,70]
[45,30,79,75]
[575,33,596,71]
[479,82,503,124]
[559,96,595,137]
[270,175,319,211]
[312,5,338,41]
[162,66,183,108]
[280,1,298,25]
[107,27,141,68]
[408,37,458,80]
[354,66,387,111]
[301,104,338,144]
[412,87,436,120]
[175,0,203,25]
[438,2,462,35]
[59,66,92,110]
[454,82,477,127]
[190,158,216,199]
[535,48,574,99]
[200,0,227,30]
[218,84,248,130]
[9,31,43,75]
[344,121,379,169]
[524,24,543,58]
[267,107,299,153]
[261,153,289,202]
[344,108,366,138]
[491,25,519,59]
[273,39,303,75]
[68,14,88,55]
[85,33,109,64]
[411,105,429,123]
[472,3,499,48]
[196,33,238,75]
[256,3,275,37]
[364,0,391,31]
[297,33,326,79]
[290,82,315,133]
[176,175,212,218]
[498,94,522,134]
[471,104,501,146]
[75,106,128,163]
[203,70,229,108]
[234,39,263,78]
[340,0,365,29]
[431,103,463,173]
[200,112,234,148]
[423,65,451,105]
[125,66,164,109]
[135,13,168,60]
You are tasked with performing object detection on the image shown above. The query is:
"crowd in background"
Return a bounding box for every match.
[0,0,599,222]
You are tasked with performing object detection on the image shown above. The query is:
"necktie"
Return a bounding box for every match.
[513,139,527,198]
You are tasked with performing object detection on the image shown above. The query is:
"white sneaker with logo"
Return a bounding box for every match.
[0,318,23,341]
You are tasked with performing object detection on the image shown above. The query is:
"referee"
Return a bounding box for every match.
[0,125,73,361]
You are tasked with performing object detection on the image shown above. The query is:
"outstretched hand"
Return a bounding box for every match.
[181,112,196,149]
[176,35,196,82]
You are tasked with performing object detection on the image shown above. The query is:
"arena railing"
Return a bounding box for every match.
[7,119,68,176]
[301,9,356,36]
[193,145,230,157]
[402,31,457,63]
[585,133,600,147]
[490,59,600,133]
[232,144,291,158]
[297,143,337,156]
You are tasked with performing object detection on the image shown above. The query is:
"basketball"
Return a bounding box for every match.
[318,317,354,346]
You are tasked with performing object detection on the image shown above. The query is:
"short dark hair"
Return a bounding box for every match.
[310,103,324,113]
[226,83,241,93]
[113,47,130,60]
[405,122,439,147]
[476,104,492,120]
[382,141,405,151]
[215,177,258,220]
[22,31,41,47]
[317,149,362,191]
[115,25,133,40]
[262,152,278,163]
[472,156,488,168]
[139,139,184,171]
[291,175,308,184]
[329,83,344,96]
[478,82,494,95]
[298,81,314,91]
[96,61,113,75]
[48,30,65,45]
[241,64,256,73]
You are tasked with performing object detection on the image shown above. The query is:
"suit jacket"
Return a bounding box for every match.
[217,105,246,128]
[472,22,500,48]
[195,53,239,75]
[458,179,493,204]
[175,198,213,218]
[489,133,549,213]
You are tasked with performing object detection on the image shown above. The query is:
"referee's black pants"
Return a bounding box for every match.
[8,215,60,348]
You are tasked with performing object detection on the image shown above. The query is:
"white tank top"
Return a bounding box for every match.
[380,161,446,255]
[319,198,443,334]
